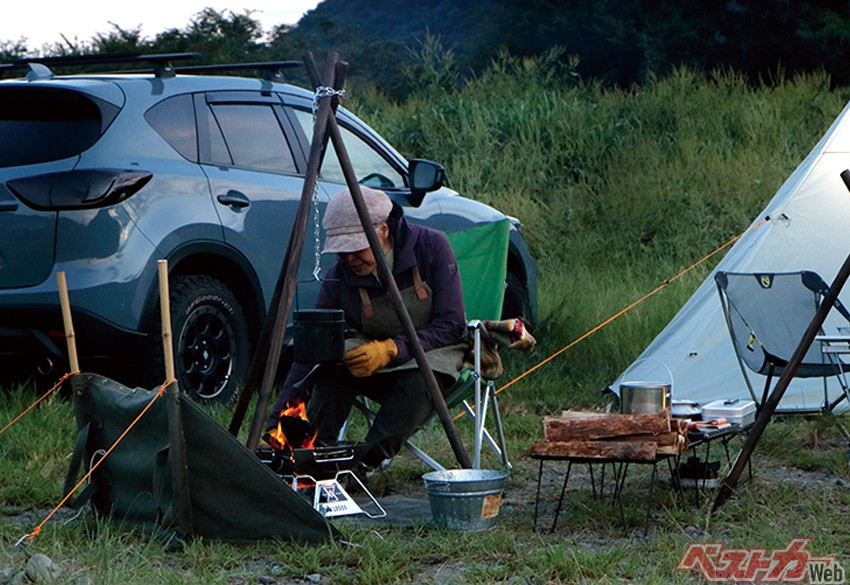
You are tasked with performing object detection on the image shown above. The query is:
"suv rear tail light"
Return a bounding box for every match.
[6,169,152,210]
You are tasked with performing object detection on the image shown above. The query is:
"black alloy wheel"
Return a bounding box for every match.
[169,275,250,403]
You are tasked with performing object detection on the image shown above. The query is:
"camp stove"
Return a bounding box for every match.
[257,442,385,519]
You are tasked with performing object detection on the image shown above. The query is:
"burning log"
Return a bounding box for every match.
[264,400,317,451]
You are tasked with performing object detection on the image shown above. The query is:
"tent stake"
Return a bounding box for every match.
[158,260,176,382]
[713,170,850,510]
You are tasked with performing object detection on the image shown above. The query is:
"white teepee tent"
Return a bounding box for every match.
[612,100,850,412]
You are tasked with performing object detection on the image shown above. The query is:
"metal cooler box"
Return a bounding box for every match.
[701,399,756,426]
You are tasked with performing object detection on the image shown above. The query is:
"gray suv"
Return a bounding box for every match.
[0,54,537,403]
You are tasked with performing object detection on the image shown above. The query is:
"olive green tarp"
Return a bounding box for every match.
[65,372,339,544]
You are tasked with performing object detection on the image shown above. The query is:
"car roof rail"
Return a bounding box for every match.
[118,61,303,82]
[172,61,303,82]
[0,53,200,79]
[1,54,303,82]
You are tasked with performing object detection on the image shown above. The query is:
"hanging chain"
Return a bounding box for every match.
[312,86,345,118]
[310,181,322,281]
[310,86,346,281]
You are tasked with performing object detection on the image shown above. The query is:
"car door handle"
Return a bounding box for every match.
[216,190,251,209]
[0,202,18,212]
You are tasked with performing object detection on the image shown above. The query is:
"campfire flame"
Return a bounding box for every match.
[265,399,317,452]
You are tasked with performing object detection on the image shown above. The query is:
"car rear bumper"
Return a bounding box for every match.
[0,307,147,380]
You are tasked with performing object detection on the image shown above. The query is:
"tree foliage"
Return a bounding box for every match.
[3,2,850,91]
[298,0,850,87]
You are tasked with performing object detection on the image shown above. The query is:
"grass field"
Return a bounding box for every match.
[3,57,850,583]
[2,383,849,584]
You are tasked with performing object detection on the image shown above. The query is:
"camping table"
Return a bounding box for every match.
[531,451,676,534]
[531,423,753,533]
[671,422,754,506]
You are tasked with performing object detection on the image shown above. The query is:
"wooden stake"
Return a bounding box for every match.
[157,259,175,382]
[56,271,79,372]
[157,259,194,535]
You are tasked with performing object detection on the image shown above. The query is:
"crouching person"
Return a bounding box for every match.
[267,186,466,470]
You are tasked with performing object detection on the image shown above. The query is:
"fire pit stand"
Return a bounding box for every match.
[292,470,386,519]
[256,445,386,519]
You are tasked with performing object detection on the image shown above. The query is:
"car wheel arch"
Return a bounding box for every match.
[139,244,265,345]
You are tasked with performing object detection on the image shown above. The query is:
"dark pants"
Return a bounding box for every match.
[306,366,452,468]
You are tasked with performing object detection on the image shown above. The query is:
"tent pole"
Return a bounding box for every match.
[303,60,472,469]
[713,170,850,510]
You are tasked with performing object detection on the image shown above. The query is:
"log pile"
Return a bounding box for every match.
[529,409,688,461]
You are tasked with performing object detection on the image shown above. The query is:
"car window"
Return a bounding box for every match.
[208,103,297,174]
[145,94,198,162]
[292,109,405,189]
[0,87,103,167]
[203,107,233,166]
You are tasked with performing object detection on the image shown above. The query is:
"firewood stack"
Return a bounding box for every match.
[529,409,688,461]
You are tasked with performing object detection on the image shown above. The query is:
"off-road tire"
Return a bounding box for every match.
[146,274,250,404]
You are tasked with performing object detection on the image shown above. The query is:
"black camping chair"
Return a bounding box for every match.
[715,270,850,415]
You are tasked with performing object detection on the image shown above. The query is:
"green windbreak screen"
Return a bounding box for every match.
[69,373,339,544]
[445,219,510,321]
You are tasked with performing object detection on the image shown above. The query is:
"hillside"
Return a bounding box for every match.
[299,0,495,51]
[297,0,850,88]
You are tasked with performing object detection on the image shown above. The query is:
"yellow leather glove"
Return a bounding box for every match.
[344,339,398,377]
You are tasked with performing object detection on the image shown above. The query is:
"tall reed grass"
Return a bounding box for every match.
[357,48,849,408]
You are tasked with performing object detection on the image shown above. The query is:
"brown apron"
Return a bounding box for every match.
[346,266,465,380]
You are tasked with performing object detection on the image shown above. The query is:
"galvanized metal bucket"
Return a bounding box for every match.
[422,469,508,531]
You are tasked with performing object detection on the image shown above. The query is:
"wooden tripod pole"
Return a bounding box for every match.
[229,56,344,440]
[713,169,850,510]
[303,58,473,469]
[242,53,343,451]
[230,54,343,440]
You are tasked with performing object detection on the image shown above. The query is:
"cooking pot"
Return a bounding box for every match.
[293,309,345,364]
[619,382,671,414]
[619,357,673,414]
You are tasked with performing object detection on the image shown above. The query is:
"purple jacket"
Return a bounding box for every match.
[267,209,466,421]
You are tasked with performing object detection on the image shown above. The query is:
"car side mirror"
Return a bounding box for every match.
[407,159,445,206]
